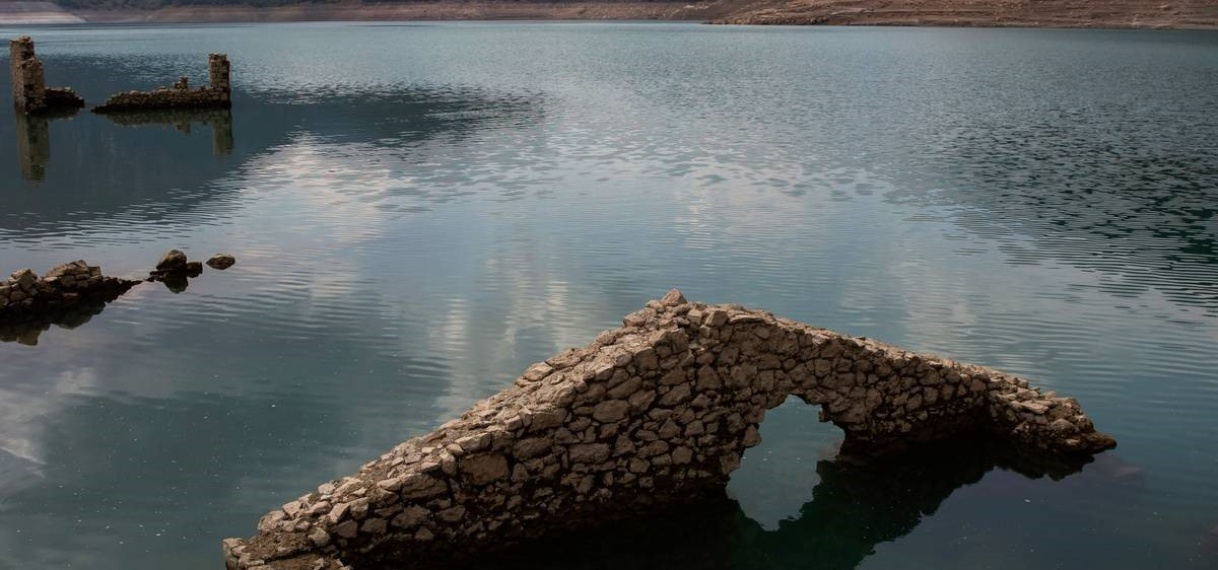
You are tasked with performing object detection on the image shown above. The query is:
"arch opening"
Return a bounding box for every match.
[728,394,836,531]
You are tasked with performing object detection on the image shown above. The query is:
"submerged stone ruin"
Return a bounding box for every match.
[8,36,233,115]
[223,289,1115,570]
[9,36,80,181]
[9,36,85,115]
[0,261,140,344]
[8,36,234,181]
[0,251,237,343]
[92,53,231,113]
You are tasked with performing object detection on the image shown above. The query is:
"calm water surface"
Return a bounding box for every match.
[0,22,1216,570]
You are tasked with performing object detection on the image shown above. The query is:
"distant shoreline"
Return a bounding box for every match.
[1,1,1216,29]
[68,3,717,24]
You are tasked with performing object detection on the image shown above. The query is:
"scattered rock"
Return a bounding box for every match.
[156,249,188,272]
[207,253,236,270]
[149,250,216,290]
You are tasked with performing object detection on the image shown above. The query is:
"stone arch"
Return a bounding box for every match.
[224,290,1114,570]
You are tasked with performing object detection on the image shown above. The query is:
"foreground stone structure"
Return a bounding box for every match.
[93,53,231,113]
[9,36,85,115]
[224,290,1115,570]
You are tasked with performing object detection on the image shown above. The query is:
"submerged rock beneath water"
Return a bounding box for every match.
[206,253,236,270]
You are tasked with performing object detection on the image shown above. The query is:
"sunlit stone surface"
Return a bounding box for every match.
[225,290,1113,570]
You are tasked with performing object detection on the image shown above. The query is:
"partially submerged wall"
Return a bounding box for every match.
[224,290,1115,570]
[93,53,231,113]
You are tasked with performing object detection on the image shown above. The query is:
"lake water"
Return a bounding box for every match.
[1,22,1216,570]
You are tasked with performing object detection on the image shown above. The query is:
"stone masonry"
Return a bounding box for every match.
[93,53,231,113]
[0,261,139,320]
[9,36,85,115]
[223,289,1115,570]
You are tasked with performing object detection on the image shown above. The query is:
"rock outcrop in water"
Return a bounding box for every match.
[1,251,239,340]
[148,249,226,293]
[92,53,231,113]
[223,289,1115,570]
[207,253,237,270]
[0,262,140,334]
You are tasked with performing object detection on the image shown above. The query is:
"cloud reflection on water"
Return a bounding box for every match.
[0,24,1216,570]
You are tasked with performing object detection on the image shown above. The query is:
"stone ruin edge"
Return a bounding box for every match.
[9,36,85,115]
[91,53,232,113]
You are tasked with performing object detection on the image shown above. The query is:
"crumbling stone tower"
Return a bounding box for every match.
[10,37,46,114]
[9,36,84,115]
[208,53,231,103]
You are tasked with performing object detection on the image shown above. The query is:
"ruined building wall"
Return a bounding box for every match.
[10,37,44,113]
[224,290,1114,570]
[9,36,84,115]
[93,53,231,113]
[209,53,231,96]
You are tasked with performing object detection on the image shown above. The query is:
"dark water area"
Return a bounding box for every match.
[0,22,1216,570]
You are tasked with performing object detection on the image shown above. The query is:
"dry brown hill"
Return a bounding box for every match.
[709,0,1218,27]
[0,0,1215,27]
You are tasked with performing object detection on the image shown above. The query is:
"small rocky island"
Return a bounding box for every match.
[224,289,1115,570]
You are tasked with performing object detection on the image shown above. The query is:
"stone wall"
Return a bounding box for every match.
[209,53,231,93]
[93,53,231,113]
[8,36,84,115]
[9,36,41,112]
[0,261,139,320]
[223,290,1115,570]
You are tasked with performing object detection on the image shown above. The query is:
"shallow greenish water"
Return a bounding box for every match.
[1,22,1216,570]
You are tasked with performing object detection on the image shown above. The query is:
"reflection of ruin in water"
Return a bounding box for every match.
[14,111,48,181]
[1,296,119,346]
[458,436,1106,570]
[12,108,234,182]
[100,108,234,156]
[12,106,77,182]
